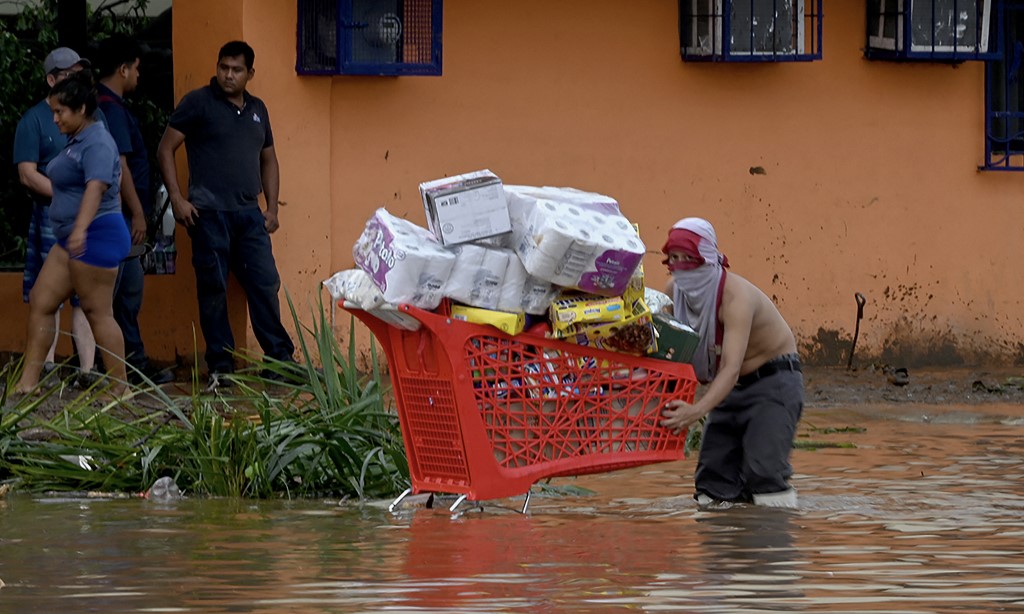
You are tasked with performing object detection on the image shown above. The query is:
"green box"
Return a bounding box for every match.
[650,313,700,363]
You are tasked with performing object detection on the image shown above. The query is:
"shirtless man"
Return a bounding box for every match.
[659,218,803,508]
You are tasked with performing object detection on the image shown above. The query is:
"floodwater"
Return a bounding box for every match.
[1,403,1023,613]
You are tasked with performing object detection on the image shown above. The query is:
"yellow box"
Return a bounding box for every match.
[451,304,525,335]
[550,294,626,335]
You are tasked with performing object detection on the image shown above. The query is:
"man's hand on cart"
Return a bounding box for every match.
[661,400,704,434]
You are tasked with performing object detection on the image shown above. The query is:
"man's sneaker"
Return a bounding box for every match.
[129,366,175,386]
[752,488,798,509]
[206,372,235,392]
[75,371,104,390]
[695,493,735,510]
[261,360,304,384]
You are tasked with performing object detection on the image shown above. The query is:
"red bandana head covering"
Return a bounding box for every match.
[662,228,705,271]
[662,224,729,271]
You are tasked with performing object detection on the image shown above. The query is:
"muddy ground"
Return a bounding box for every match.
[803,364,1024,407]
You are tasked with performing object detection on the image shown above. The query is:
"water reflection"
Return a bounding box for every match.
[0,404,1022,611]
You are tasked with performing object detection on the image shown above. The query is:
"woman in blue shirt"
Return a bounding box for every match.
[14,72,131,396]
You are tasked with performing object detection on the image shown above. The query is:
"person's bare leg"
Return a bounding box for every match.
[45,311,61,364]
[71,305,96,373]
[69,259,126,396]
[15,248,73,393]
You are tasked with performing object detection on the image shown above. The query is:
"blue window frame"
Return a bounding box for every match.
[296,0,442,76]
[866,0,999,61]
[984,1,1024,170]
[679,0,823,62]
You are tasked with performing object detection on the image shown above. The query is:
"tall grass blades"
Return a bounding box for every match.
[0,288,409,500]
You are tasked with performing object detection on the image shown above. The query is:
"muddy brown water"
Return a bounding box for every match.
[1,402,1022,612]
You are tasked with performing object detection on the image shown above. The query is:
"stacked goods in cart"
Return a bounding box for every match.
[326,168,700,365]
[327,169,705,507]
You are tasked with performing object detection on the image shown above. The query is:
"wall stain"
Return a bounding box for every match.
[796,317,1022,367]
[800,327,849,367]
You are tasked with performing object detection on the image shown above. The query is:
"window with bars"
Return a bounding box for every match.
[984,2,1024,169]
[866,0,998,61]
[297,0,442,76]
[679,0,823,61]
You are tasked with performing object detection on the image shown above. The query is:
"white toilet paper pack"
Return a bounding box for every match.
[352,208,456,310]
[446,243,514,310]
[497,254,558,315]
[505,186,645,297]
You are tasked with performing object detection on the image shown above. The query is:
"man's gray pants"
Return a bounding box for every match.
[694,369,804,503]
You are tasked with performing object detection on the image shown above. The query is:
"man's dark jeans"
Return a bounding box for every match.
[113,255,148,371]
[187,207,294,374]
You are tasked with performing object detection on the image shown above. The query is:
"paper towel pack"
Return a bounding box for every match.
[352,208,456,310]
[446,243,513,310]
[498,254,559,315]
[322,269,421,331]
[323,269,386,310]
[504,186,645,297]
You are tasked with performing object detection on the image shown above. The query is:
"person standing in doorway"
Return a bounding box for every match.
[157,40,294,389]
[13,47,99,386]
[96,34,173,385]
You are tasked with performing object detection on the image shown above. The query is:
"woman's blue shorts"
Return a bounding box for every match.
[58,213,131,269]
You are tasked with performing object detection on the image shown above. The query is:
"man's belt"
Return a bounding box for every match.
[736,353,802,388]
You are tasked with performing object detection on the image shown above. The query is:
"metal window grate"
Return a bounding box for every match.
[984,2,1024,170]
[866,0,999,61]
[296,0,442,76]
[679,0,823,62]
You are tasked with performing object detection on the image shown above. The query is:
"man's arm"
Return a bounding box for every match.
[16,162,53,200]
[259,145,281,233]
[156,126,198,227]
[119,156,147,244]
[660,282,755,433]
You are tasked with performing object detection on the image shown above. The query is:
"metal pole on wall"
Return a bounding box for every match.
[57,0,88,53]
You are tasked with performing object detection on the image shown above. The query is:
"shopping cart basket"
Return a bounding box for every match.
[345,303,698,512]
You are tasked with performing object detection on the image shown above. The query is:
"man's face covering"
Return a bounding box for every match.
[663,217,728,383]
[662,228,705,271]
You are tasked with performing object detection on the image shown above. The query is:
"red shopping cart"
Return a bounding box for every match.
[345,303,698,512]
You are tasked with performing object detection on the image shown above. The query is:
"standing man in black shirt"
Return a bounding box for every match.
[156,40,294,388]
[97,34,173,385]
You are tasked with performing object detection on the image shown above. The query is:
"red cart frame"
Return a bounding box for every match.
[346,303,698,509]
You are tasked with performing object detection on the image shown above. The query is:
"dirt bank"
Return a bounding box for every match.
[804,364,1024,408]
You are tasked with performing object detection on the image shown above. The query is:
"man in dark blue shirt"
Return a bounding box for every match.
[157,40,294,389]
[96,35,173,385]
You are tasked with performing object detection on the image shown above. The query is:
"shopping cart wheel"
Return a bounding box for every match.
[388,487,413,513]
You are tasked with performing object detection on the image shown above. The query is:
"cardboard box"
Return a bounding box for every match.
[568,299,657,355]
[451,304,525,335]
[419,170,512,246]
[650,313,700,363]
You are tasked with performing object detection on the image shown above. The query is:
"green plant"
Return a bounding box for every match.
[0,289,409,500]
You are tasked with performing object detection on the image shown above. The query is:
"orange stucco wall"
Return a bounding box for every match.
[1,0,1019,368]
